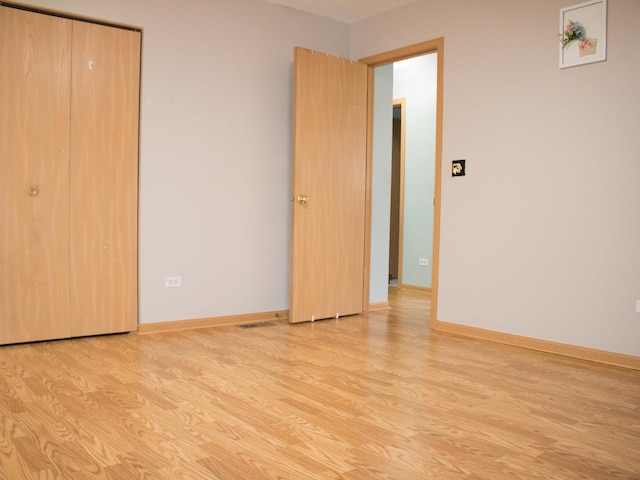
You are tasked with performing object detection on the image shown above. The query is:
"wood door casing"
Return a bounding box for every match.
[0,7,72,343]
[361,38,444,329]
[389,99,406,286]
[69,21,140,336]
[389,114,401,281]
[289,48,368,323]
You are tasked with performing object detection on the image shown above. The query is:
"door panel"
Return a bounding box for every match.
[0,7,72,343]
[69,22,140,336]
[289,48,368,323]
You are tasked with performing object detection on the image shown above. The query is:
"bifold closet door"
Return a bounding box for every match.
[69,21,140,337]
[0,8,72,344]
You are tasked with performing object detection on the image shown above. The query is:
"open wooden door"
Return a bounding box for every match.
[289,47,368,324]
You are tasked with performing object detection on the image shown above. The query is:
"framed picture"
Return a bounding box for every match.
[559,0,607,68]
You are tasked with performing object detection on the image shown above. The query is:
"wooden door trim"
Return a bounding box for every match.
[392,98,407,290]
[360,37,444,328]
[361,68,374,312]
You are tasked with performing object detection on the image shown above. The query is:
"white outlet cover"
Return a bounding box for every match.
[165,276,182,288]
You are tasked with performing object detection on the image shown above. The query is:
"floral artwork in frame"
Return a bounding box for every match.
[559,0,607,68]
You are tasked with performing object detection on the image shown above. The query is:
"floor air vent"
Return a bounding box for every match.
[237,321,275,329]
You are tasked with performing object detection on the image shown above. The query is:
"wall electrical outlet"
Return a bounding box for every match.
[165,276,182,288]
[636,300,640,314]
[419,258,428,266]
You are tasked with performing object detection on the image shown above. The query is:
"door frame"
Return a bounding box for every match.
[360,37,444,328]
[390,99,406,289]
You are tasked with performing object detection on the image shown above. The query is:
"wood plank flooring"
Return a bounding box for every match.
[1,289,639,479]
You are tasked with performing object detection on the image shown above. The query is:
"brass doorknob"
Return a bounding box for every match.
[296,195,309,205]
[28,188,38,197]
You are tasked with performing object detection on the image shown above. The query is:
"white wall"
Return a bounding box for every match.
[393,54,437,288]
[25,0,350,324]
[369,64,394,303]
[352,0,640,356]
[369,54,437,297]
[17,0,640,358]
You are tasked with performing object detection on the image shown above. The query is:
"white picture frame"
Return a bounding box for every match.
[559,0,607,68]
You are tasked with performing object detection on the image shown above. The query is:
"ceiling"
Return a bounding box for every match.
[262,0,417,24]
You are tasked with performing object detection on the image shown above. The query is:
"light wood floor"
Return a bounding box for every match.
[1,289,639,479]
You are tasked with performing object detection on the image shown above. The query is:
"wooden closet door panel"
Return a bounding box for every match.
[0,7,72,344]
[69,22,140,336]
